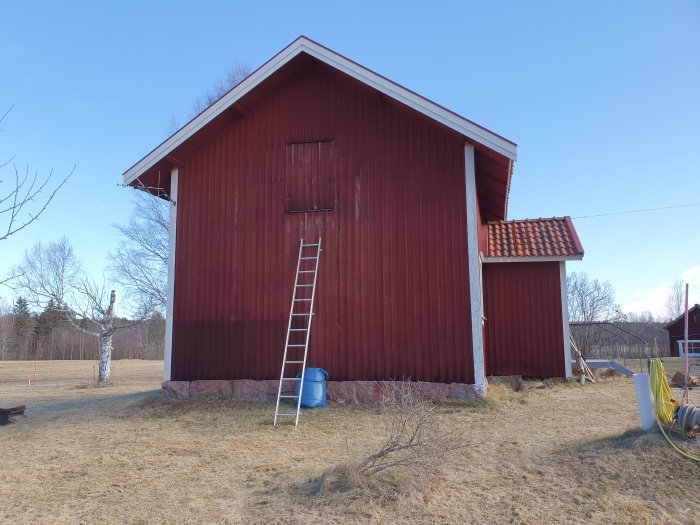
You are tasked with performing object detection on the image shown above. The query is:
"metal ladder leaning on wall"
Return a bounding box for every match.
[274,238,322,426]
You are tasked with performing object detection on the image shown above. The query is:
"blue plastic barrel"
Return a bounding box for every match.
[295,368,328,408]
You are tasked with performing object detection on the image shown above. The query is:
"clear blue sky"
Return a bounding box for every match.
[1,1,698,317]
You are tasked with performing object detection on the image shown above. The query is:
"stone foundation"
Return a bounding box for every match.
[162,379,486,402]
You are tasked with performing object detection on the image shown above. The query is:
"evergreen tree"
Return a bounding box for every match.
[12,297,33,360]
[34,300,65,359]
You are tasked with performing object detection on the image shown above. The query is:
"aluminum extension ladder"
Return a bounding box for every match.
[274,238,322,426]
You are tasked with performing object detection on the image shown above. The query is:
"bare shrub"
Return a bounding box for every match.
[355,381,468,477]
[311,381,467,506]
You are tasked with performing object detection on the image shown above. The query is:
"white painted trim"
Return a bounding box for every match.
[465,144,485,387]
[164,167,178,381]
[560,262,572,378]
[123,37,517,186]
[483,255,583,263]
[677,340,700,357]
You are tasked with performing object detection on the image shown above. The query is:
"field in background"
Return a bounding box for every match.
[1,359,699,524]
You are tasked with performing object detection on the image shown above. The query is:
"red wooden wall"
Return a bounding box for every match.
[482,262,565,377]
[171,58,475,383]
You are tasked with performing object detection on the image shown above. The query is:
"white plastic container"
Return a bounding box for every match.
[633,373,655,431]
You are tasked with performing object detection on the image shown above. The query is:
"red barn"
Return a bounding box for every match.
[123,37,584,400]
[664,304,700,357]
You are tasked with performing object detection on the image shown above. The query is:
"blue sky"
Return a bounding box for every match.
[1,1,698,317]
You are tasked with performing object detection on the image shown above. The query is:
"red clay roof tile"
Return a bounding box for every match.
[486,216,584,259]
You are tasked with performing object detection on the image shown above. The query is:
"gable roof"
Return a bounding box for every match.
[484,217,584,261]
[663,304,700,330]
[123,36,517,187]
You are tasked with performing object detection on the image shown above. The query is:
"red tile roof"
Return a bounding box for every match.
[486,217,584,259]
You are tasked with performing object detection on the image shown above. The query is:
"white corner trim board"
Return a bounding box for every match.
[560,262,572,378]
[123,37,517,186]
[465,144,485,387]
[164,167,178,381]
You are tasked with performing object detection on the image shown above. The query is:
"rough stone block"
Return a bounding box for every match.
[233,379,280,401]
[327,381,357,404]
[161,381,190,400]
[189,380,233,398]
[447,382,484,400]
[414,381,447,400]
[355,381,381,404]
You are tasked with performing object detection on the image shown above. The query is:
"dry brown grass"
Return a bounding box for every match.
[1,359,700,524]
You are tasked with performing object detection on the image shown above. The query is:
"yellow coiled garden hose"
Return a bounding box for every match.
[649,359,674,425]
[648,358,700,463]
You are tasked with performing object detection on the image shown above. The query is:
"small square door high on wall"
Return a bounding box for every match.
[285,140,335,213]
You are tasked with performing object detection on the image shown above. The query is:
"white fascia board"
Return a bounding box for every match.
[123,37,516,185]
[123,42,303,185]
[483,255,583,263]
[298,41,517,161]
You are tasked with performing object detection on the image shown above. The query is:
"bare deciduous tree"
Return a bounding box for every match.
[11,237,152,381]
[665,278,684,321]
[114,63,251,308]
[0,106,72,243]
[111,191,169,309]
[567,271,622,323]
[167,63,251,134]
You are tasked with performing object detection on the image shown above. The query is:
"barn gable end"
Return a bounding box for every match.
[124,37,584,394]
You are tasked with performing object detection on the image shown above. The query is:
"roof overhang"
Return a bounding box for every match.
[123,36,517,187]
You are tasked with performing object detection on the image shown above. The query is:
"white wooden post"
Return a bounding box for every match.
[465,144,485,388]
[164,167,178,381]
[560,262,572,378]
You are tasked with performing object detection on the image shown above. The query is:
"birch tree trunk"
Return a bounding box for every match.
[97,290,116,382]
[98,332,113,382]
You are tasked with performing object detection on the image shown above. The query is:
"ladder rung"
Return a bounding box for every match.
[285,360,304,364]
[282,377,302,381]
[289,328,307,331]
[296,284,313,287]
[276,413,298,416]
[294,299,311,302]
[287,344,305,347]
[302,243,319,247]
[299,257,317,260]
[279,395,300,399]
[298,270,315,273]
[291,313,312,316]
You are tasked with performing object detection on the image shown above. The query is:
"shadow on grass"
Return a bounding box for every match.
[28,389,162,418]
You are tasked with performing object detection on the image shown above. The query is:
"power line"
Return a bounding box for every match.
[572,202,700,220]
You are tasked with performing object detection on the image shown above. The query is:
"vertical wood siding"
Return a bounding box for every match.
[171,60,474,383]
[482,262,565,377]
[667,307,700,357]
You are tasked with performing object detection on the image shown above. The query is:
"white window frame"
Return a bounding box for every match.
[677,340,700,357]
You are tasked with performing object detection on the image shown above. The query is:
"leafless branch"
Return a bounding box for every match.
[110,190,169,309]
[0,105,73,241]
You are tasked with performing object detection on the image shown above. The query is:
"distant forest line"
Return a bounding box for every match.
[0,298,164,361]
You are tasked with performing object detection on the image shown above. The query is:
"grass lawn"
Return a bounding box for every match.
[1,359,699,524]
